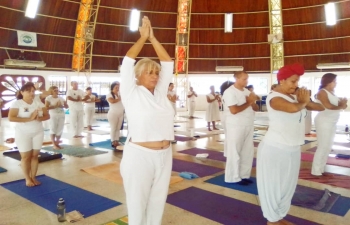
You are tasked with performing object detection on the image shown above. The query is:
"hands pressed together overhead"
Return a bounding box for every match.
[139,16,155,41]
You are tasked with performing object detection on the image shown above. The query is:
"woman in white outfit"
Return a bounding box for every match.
[187,86,197,118]
[312,73,347,176]
[206,85,221,131]
[167,82,177,114]
[107,82,124,148]
[84,87,99,131]
[45,86,67,150]
[256,64,324,225]
[120,16,174,225]
[8,82,50,187]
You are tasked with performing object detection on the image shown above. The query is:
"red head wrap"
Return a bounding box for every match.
[277,63,305,81]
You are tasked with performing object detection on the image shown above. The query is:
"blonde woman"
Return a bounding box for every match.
[9,82,50,187]
[120,16,174,225]
[45,86,67,150]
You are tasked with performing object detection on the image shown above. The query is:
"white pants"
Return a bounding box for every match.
[120,142,172,225]
[107,112,123,142]
[49,114,65,136]
[305,110,312,134]
[257,141,300,222]
[84,107,95,126]
[15,128,44,152]
[312,118,336,175]
[70,109,84,136]
[224,124,254,182]
[188,101,195,116]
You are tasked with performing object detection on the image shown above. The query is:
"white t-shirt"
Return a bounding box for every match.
[107,93,124,115]
[315,89,340,123]
[120,56,174,142]
[223,86,255,126]
[188,91,196,102]
[45,95,65,115]
[84,94,96,108]
[263,92,306,146]
[11,99,44,132]
[67,89,84,111]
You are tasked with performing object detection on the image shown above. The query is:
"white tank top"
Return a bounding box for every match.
[263,92,306,146]
[315,89,340,123]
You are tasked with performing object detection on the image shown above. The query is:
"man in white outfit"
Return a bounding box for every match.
[223,71,258,185]
[67,81,89,138]
[187,86,197,118]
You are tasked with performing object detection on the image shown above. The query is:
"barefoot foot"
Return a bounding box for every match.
[32,178,41,186]
[25,179,35,187]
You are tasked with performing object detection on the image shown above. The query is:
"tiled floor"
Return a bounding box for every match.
[0,111,349,225]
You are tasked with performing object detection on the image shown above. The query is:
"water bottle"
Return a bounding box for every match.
[57,198,66,222]
[345,125,349,133]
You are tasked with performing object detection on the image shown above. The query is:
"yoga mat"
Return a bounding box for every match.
[205,174,349,216]
[301,153,350,168]
[81,161,183,186]
[96,118,108,122]
[307,146,350,156]
[102,216,128,225]
[254,141,260,147]
[0,145,12,151]
[179,116,202,119]
[3,150,62,163]
[42,145,107,158]
[299,168,350,189]
[0,166,7,173]
[174,135,194,142]
[0,175,121,218]
[179,148,256,167]
[89,137,127,150]
[83,129,110,135]
[172,159,223,177]
[167,187,319,225]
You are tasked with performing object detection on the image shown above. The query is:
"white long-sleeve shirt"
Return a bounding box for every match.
[120,56,174,142]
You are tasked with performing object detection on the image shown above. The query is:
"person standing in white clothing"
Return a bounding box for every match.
[66,81,89,138]
[107,82,124,149]
[187,87,197,118]
[8,82,50,187]
[206,85,221,131]
[312,73,347,176]
[167,83,177,114]
[84,87,99,131]
[223,71,258,185]
[45,86,67,150]
[120,16,174,225]
[256,64,324,225]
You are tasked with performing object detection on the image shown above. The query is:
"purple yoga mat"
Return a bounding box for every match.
[167,187,320,225]
[179,148,256,167]
[175,135,193,142]
[172,159,223,177]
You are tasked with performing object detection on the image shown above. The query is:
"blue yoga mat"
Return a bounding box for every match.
[0,166,7,173]
[205,175,348,216]
[89,137,127,150]
[167,187,319,225]
[0,174,121,217]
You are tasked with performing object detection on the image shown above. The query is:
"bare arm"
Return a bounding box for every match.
[107,97,121,104]
[148,19,172,62]
[67,96,80,102]
[305,101,324,111]
[317,90,346,110]
[45,100,56,110]
[206,96,216,103]
[270,97,307,113]
[8,108,37,122]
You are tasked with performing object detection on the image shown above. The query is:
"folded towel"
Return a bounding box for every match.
[196,153,209,158]
[179,172,199,180]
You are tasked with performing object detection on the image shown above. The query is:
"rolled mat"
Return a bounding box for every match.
[3,150,62,162]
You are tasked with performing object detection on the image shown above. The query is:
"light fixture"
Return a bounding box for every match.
[215,66,243,72]
[325,2,336,26]
[25,0,40,18]
[129,9,140,32]
[224,13,233,33]
[316,62,350,69]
